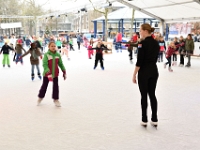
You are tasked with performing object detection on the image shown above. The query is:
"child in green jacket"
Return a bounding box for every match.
[38,42,66,107]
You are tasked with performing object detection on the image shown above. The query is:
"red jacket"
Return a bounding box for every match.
[116,33,122,42]
[166,46,175,58]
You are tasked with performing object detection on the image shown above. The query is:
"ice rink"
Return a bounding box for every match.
[0,47,200,150]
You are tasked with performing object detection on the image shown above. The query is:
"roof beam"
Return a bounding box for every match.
[142,1,194,9]
[115,0,164,21]
[193,0,200,4]
[165,17,200,23]
[0,15,34,19]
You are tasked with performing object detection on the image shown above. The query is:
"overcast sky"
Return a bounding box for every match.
[36,0,105,11]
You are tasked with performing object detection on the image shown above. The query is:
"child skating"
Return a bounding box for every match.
[37,42,66,107]
[20,43,42,80]
[164,42,183,72]
[15,43,26,65]
[0,42,14,68]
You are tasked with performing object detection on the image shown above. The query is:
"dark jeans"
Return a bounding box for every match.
[180,54,184,65]
[172,54,177,61]
[77,42,80,50]
[128,50,133,60]
[186,50,192,65]
[38,77,59,100]
[94,54,104,68]
[166,56,172,67]
[69,44,74,51]
[158,52,164,62]
[138,67,159,122]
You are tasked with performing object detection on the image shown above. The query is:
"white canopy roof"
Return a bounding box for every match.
[115,0,200,23]
[94,7,157,22]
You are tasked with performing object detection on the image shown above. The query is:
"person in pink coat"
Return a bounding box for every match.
[88,39,94,59]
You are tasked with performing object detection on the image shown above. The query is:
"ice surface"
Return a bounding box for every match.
[0,47,200,150]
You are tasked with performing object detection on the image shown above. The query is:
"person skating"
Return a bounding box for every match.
[19,43,42,80]
[132,23,160,128]
[37,42,66,107]
[158,36,166,62]
[15,43,26,65]
[90,42,110,70]
[123,38,138,64]
[185,34,194,67]
[0,42,14,68]
[178,36,185,67]
[164,42,183,72]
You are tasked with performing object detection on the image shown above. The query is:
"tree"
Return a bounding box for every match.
[89,0,110,42]
[129,8,135,38]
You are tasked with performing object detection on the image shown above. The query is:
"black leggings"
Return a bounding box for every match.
[166,56,172,67]
[138,69,158,122]
[94,54,104,68]
[172,54,177,61]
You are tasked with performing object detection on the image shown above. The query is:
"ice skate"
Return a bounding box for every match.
[54,100,61,107]
[37,98,43,106]
[93,66,96,70]
[141,122,148,128]
[38,75,42,80]
[168,67,173,72]
[8,65,10,68]
[101,67,104,70]
[151,121,158,129]
[130,60,133,64]
[164,64,166,69]
[3,65,5,67]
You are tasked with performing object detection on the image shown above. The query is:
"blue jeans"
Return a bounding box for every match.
[31,65,41,76]
[115,42,122,52]
[16,54,23,63]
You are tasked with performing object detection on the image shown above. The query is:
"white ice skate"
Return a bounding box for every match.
[54,100,61,107]
[37,98,43,106]
[150,121,158,129]
[141,122,148,128]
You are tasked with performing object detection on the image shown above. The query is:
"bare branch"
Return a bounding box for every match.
[88,0,105,14]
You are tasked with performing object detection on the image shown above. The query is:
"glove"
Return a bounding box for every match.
[18,56,22,60]
[63,71,67,80]
[40,55,43,59]
[47,74,53,81]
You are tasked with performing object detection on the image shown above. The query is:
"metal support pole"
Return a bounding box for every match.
[134,21,136,32]
[118,20,121,32]
[102,20,105,39]
[121,19,124,37]
[93,21,97,38]
[165,23,169,41]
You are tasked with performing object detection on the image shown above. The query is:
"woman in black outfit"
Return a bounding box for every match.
[132,24,160,128]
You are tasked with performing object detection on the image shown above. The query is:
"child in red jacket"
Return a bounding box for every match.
[164,41,183,72]
[88,39,94,59]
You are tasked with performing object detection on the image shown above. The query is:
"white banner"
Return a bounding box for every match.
[0,22,22,29]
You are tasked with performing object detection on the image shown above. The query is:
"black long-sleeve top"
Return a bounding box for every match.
[91,44,109,54]
[1,45,14,54]
[136,36,160,67]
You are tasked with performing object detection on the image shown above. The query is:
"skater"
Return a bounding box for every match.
[158,36,166,62]
[115,32,122,53]
[0,42,14,67]
[90,41,110,70]
[69,37,75,51]
[20,43,42,80]
[123,38,138,64]
[76,34,82,50]
[179,36,185,67]
[132,23,160,128]
[37,42,66,107]
[15,43,26,65]
[164,42,183,72]
[172,37,179,66]
[61,40,70,60]
[185,34,194,67]
[88,39,94,59]
[56,38,62,53]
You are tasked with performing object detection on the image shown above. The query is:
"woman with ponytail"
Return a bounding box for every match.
[132,23,160,128]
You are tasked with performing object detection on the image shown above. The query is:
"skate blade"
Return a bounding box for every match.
[151,124,158,130]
